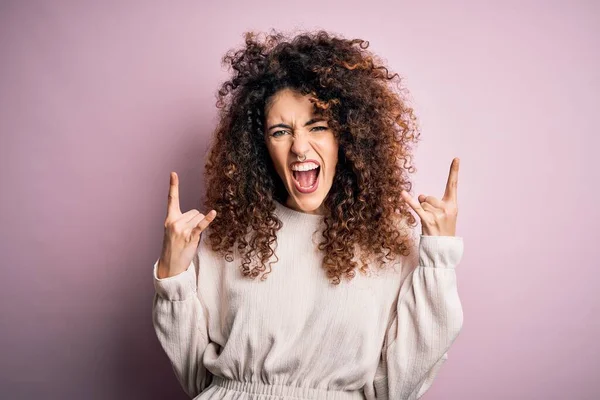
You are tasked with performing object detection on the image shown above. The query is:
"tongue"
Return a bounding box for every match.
[295,169,318,187]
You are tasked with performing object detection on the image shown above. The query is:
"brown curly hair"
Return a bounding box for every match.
[202,29,422,285]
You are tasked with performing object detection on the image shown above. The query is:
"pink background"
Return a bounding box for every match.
[1,1,598,399]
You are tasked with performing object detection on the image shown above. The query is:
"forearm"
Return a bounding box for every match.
[380,235,464,400]
[152,258,212,397]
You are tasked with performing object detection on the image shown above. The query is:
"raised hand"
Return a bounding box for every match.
[400,158,460,237]
[157,172,217,279]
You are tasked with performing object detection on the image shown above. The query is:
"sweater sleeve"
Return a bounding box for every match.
[152,251,212,398]
[372,235,464,400]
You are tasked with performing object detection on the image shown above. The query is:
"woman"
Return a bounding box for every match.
[153,29,463,400]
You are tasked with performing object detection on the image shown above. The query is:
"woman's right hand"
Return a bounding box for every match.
[156,172,217,279]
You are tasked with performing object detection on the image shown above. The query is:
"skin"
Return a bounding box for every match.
[401,157,460,237]
[264,88,339,215]
[157,172,217,278]
[157,121,459,279]
[262,88,461,233]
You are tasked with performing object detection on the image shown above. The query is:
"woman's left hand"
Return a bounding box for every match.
[401,157,460,237]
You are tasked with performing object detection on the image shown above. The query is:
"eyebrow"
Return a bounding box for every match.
[267,117,326,131]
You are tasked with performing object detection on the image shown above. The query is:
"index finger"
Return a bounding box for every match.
[167,172,181,218]
[442,158,459,203]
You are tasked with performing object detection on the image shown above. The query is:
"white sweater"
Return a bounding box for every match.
[152,199,464,400]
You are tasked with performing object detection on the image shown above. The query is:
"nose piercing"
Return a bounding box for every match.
[297,153,307,162]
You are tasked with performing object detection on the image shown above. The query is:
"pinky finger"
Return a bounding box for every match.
[401,190,426,221]
[191,210,217,239]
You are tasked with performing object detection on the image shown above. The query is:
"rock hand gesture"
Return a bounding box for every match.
[401,157,460,237]
[156,172,217,279]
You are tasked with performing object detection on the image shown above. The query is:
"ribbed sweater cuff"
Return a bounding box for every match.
[418,235,464,269]
[153,258,196,301]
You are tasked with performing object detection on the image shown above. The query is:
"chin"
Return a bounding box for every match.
[282,164,331,213]
[286,181,328,214]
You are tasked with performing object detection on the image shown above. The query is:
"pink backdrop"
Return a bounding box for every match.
[1,1,598,399]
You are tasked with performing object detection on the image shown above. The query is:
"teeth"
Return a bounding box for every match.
[291,162,319,171]
[292,165,320,188]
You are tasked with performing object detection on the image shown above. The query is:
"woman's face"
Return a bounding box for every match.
[264,88,339,215]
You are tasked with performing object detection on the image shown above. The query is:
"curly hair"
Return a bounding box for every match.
[202,29,422,285]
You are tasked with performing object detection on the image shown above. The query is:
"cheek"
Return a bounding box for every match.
[269,148,289,175]
[329,144,339,166]
[320,135,339,159]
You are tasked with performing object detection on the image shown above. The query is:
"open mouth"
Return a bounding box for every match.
[291,166,320,193]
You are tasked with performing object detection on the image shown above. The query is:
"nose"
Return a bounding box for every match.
[290,135,312,159]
